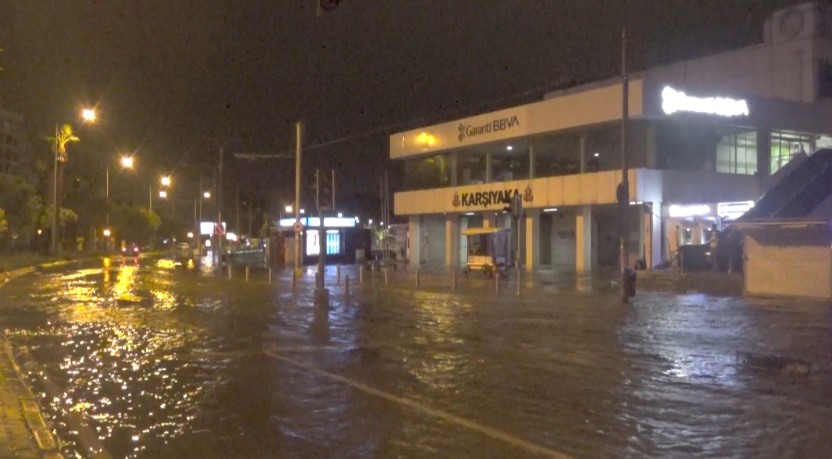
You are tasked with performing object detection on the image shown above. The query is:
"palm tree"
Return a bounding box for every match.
[48,124,80,163]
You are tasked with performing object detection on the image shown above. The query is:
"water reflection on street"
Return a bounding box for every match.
[0,259,831,457]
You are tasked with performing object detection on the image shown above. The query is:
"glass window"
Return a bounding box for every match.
[656,122,718,171]
[402,154,450,190]
[456,151,488,185]
[716,131,757,175]
[533,132,581,177]
[490,149,529,182]
[770,132,811,174]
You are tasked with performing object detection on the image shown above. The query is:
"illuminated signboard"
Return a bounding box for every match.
[668,204,711,218]
[661,86,749,117]
[200,222,226,236]
[279,217,356,228]
[717,200,754,220]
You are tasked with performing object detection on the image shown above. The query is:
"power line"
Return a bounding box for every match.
[286,75,582,155]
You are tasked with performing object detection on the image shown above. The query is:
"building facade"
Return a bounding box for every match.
[391,3,832,272]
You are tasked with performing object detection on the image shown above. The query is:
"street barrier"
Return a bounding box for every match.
[245,266,250,282]
[344,275,350,297]
[495,272,500,294]
[416,270,421,288]
[451,270,457,292]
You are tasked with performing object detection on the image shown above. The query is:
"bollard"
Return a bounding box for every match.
[227,264,232,280]
[336,264,341,285]
[495,272,500,295]
[245,266,250,282]
[516,269,521,297]
[451,270,457,292]
[345,275,351,297]
[359,265,364,284]
[292,271,297,289]
[416,270,421,288]
[383,268,388,285]
[268,268,272,284]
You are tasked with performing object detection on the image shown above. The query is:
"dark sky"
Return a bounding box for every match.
[0,0,805,215]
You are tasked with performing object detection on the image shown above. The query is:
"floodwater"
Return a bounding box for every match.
[1,258,831,458]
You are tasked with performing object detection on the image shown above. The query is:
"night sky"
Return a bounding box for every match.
[0,0,805,218]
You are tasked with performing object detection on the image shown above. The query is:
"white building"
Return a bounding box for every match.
[391,3,832,272]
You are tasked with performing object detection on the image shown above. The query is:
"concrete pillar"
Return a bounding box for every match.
[692,220,704,245]
[484,213,497,228]
[639,204,662,269]
[485,152,493,183]
[408,216,421,270]
[646,123,657,169]
[525,209,540,272]
[450,151,458,186]
[458,216,469,266]
[528,145,535,179]
[576,205,593,272]
[445,214,459,268]
[579,135,587,173]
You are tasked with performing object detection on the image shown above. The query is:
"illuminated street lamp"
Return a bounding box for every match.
[159,190,168,199]
[51,108,96,254]
[187,231,194,238]
[103,228,112,238]
[203,191,211,199]
[120,155,134,169]
[285,204,293,213]
[81,108,97,123]
[160,175,172,187]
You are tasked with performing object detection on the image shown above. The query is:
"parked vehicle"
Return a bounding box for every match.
[461,227,513,278]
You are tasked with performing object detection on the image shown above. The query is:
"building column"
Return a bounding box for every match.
[408,216,421,270]
[757,129,771,177]
[579,135,587,173]
[646,123,657,168]
[483,213,497,228]
[528,145,535,179]
[692,220,704,245]
[525,209,540,272]
[576,205,593,272]
[640,204,662,269]
[445,214,459,269]
[450,151,458,186]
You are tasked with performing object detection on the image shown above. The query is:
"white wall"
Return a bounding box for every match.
[745,231,832,299]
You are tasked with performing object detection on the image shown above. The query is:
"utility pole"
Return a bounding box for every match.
[197,172,203,257]
[217,143,225,269]
[316,168,325,290]
[50,124,58,254]
[294,121,303,279]
[619,27,633,303]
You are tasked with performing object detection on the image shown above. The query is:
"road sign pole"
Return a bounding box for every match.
[294,121,303,279]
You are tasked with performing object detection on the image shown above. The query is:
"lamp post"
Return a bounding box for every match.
[104,154,135,250]
[51,108,95,255]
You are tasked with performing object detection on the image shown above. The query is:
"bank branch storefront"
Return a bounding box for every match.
[392,78,832,272]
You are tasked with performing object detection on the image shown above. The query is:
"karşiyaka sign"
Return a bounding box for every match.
[452,184,534,208]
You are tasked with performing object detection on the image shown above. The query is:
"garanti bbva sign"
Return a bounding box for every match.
[457,115,520,142]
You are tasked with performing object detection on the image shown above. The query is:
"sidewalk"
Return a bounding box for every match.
[0,266,64,458]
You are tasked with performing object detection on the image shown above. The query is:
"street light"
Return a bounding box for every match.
[160,175,172,187]
[285,204,293,213]
[159,190,168,199]
[203,191,211,199]
[51,108,96,254]
[104,154,135,252]
[81,108,97,123]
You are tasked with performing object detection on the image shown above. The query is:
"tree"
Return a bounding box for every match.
[0,173,43,247]
[47,124,80,163]
[111,204,161,245]
[0,208,8,236]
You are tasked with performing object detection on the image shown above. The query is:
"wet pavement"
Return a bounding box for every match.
[0,257,831,457]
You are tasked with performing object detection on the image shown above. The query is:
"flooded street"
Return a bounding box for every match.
[1,258,831,457]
